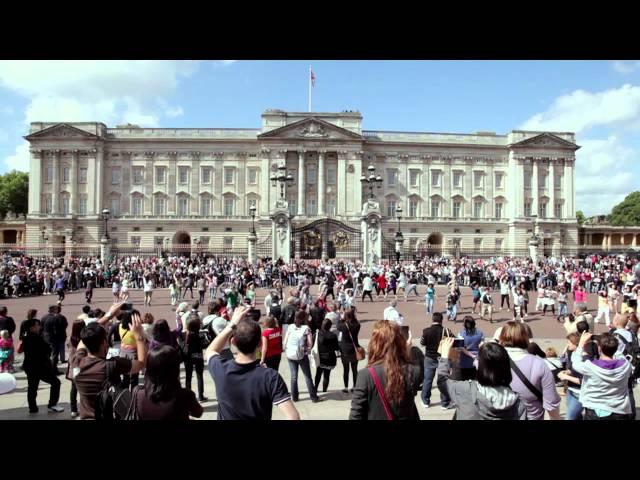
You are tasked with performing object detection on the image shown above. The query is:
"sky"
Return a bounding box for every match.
[0,59,638,216]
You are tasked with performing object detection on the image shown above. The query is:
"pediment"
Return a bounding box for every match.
[509,133,579,150]
[258,117,363,140]
[25,123,100,140]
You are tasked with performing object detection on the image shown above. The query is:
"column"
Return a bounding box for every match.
[28,149,42,214]
[297,150,305,215]
[337,152,346,215]
[167,153,177,214]
[260,152,270,215]
[145,155,154,215]
[95,147,104,213]
[87,151,96,214]
[566,160,575,218]
[52,150,60,214]
[191,153,200,214]
[531,160,538,217]
[70,150,78,214]
[549,162,556,219]
[464,163,472,217]
[317,150,326,215]
[601,234,607,249]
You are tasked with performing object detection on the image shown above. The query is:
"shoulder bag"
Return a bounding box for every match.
[346,324,365,361]
[369,366,393,420]
[509,357,543,402]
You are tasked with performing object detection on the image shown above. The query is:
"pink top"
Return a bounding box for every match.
[574,290,587,303]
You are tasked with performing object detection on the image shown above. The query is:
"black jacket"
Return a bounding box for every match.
[337,321,361,361]
[269,305,283,326]
[22,333,52,374]
[317,330,339,367]
[349,363,421,420]
[281,305,297,326]
[0,315,16,336]
[420,323,453,360]
[309,306,325,332]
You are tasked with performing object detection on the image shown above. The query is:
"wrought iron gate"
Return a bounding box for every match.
[256,232,273,260]
[291,219,362,260]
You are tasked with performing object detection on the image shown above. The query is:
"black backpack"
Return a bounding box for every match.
[94,359,134,421]
[614,332,640,380]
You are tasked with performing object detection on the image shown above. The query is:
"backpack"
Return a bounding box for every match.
[285,325,309,361]
[614,332,640,379]
[94,359,134,421]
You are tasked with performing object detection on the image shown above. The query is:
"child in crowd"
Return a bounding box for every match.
[0,330,14,373]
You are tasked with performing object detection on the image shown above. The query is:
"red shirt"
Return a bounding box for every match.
[262,327,283,358]
[376,275,387,289]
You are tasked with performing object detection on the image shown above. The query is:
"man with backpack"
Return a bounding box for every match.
[611,313,639,419]
[71,312,147,420]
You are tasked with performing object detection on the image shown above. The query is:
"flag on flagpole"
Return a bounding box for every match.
[311,68,316,87]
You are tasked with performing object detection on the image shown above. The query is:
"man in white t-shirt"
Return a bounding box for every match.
[383,300,404,325]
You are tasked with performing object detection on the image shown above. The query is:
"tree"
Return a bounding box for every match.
[576,210,585,225]
[609,191,640,226]
[0,170,29,218]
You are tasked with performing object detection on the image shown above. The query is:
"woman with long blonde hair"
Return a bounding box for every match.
[349,320,421,420]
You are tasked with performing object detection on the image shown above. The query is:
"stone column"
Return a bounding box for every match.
[531,160,538,217]
[565,159,575,218]
[52,150,60,214]
[260,151,270,216]
[29,149,42,214]
[70,150,78,214]
[248,232,257,264]
[191,152,201,215]
[318,150,326,215]
[549,162,556,218]
[337,152,346,215]
[95,147,104,213]
[297,150,305,216]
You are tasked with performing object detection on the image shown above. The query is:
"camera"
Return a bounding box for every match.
[452,338,465,348]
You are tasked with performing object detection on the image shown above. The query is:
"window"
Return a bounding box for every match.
[387,169,397,186]
[431,200,440,218]
[307,198,317,215]
[248,168,258,185]
[495,172,503,189]
[79,197,87,215]
[179,167,189,184]
[474,238,483,251]
[247,198,257,214]
[178,197,189,216]
[327,196,336,216]
[132,196,143,215]
[155,167,166,184]
[453,201,462,218]
[431,171,440,187]
[224,237,233,249]
[61,196,69,215]
[409,199,418,217]
[110,198,119,216]
[154,196,165,215]
[524,202,532,217]
[524,171,532,189]
[554,174,561,189]
[495,238,503,249]
[453,171,462,188]
[410,170,419,188]
[307,165,316,185]
[224,168,234,185]
[200,236,210,246]
[474,200,483,218]
[474,171,482,188]
[539,202,547,219]
[387,200,397,218]
[111,168,121,185]
[63,167,70,183]
[327,166,337,185]
[201,167,212,184]
[131,236,141,246]
[44,195,52,214]
[495,202,503,220]
[224,197,234,216]
[154,236,164,246]
[79,167,87,184]
[132,167,144,184]
[554,202,562,218]
[201,197,211,216]
[45,166,53,184]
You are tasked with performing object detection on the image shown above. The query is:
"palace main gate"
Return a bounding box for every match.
[291,218,362,260]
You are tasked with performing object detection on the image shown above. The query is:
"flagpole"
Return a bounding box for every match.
[308,65,312,112]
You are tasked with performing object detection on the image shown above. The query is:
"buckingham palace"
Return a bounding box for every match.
[24,109,580,261]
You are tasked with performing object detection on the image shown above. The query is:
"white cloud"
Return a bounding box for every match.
[5,142,30,172]
[213,60,237,66]
[520,84,640,134]
[613,61,640,74]
[0,60,204,171]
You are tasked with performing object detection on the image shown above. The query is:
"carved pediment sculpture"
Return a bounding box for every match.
[299,122,328,138]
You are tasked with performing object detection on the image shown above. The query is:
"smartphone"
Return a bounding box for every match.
[452,338,465,348]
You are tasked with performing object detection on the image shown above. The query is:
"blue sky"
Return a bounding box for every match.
[0,60,638,215]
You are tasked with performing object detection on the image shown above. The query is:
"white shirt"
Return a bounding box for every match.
[383,306,403,325]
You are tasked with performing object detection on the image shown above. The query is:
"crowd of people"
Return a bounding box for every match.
[0,250,639,420]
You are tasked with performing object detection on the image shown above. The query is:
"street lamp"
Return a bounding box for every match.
[360,164,383,199]
[394,205,404,263]
[249,204,257,235]
[271,164,295,200]
[101,208,111,240]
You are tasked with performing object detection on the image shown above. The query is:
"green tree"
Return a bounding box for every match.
[0,170,29,218]
[576,210,586,225]
[609,191,640,226]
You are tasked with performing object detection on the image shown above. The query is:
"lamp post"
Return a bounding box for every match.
[100,208,111,261]
[360,164,383,199]
[394,205,404,263]
[41,229,49,257]
[101,208,111,240]
[249,204,257,235]
[248,204,258,264]
[528,214,539,261]
[270,164,295,201]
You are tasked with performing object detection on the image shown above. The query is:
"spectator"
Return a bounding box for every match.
[420,312,454,409]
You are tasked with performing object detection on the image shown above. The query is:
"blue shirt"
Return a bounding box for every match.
[207,355,290,420]
[458,329,485,369]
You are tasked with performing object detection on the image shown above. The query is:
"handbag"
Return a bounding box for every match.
[437,325,453,356]
[369,366,394,420]
[346,324,365,361]
[309,330,320,371]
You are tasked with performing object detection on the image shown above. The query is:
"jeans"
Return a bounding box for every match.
[405,284,419,297]
[422,356,450,406]
[209,287,217,300]
[342,357,358,389]
[558,303,568,318]
[184,356,205,399]
[51,340,66,368]
[287,356,318,401]
[264,354,281,372]
[426,298,434,314]
[27,369,61,411]
[565,389,583,420]
[447,303,457,322]
[199,290,205,304]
